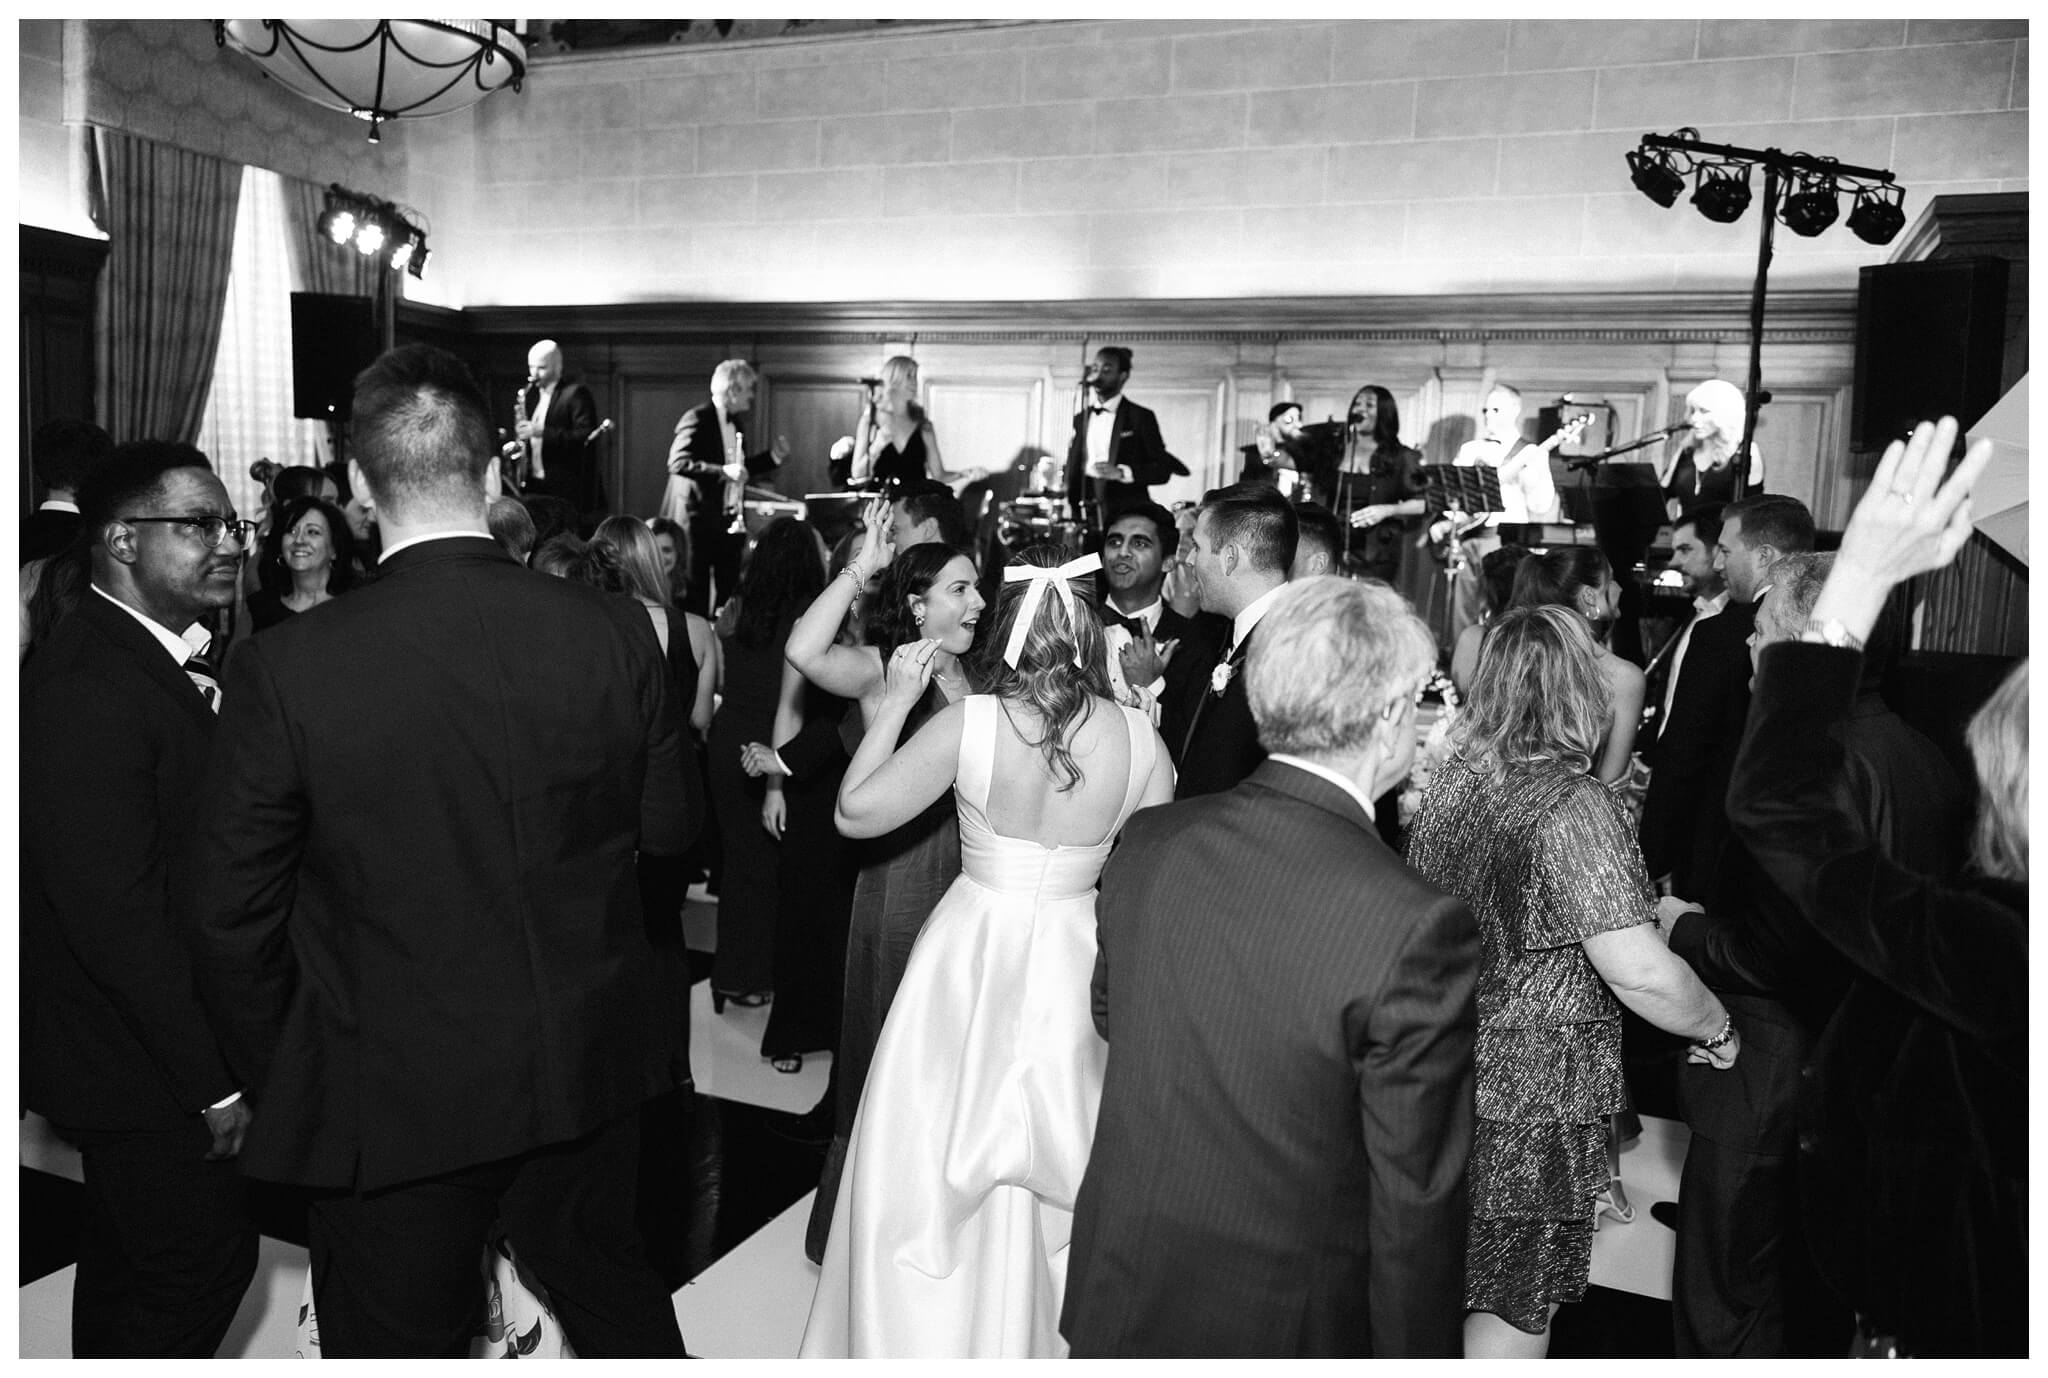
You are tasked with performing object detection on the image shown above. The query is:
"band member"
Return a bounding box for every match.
[1334,384,1425,587]
[1442,384,1559,645]
[1064,347,1177,529]
[1658,378,1766,520]
[501,340,602,521]
[661,359,788,615]
[849,356,989,496]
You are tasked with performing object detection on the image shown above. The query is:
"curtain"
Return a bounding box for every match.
[90,128,243,446]
[197,167,329,521]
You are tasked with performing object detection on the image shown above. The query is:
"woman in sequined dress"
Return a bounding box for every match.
[1406,605,1738,1358]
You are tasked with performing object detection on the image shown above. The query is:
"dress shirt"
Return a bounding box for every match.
[1104,596,1163,637]
[89,584,208,665]
[1267,753,1376,823]
[1231,582,1289,654]
[1660,589,1729,725]
[378,528,495,563]
[1452,435,1556,525]
[1102,596,1168,724]
[38,499,79,514]
[529,382,555,478]
[1085,395,1123,474]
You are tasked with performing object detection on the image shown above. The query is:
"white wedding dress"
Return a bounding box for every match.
[800,694,1158,1358]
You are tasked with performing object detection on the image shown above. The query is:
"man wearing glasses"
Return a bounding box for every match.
[21,441,258,1356]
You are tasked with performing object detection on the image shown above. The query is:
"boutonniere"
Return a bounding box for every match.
[1210,661,1235,696]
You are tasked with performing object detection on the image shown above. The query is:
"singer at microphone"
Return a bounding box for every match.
[1657,377,1767,519]
[504,338,603,517]
[1064,344,1175,526]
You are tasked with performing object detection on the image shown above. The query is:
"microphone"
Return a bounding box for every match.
[582,419,614,448]
[857,376,881,388]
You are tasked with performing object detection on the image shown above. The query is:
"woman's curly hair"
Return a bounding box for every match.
[968,543,1111,792]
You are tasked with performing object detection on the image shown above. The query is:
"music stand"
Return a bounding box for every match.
[1421,465,1507,652]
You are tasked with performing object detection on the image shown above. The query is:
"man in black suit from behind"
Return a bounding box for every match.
[1638,502,1752,900]
[1159,481,1295,798]
[1065,345,1175,521]
[501,339,602,522]
[21,441,258,1355]
[192,344,694,1357]
[21,417,113,565]
[1065,575,1478,1358]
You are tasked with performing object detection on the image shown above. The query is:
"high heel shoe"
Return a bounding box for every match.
[1593,1176,1635,1231]
[769,1053,803,1074]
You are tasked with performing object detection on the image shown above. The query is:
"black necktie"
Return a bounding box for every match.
[186,653,222,714]
[1102,609,1146,638]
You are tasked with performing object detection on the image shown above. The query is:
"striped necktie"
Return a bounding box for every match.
[186,653,223,714]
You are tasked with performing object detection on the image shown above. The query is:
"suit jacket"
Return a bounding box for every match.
[21,506,81,566]
[1160,611,1264,798]
[21,590,239,1130]
[1727,643,2023,1356]
[519,378,601,513]
[1638,596,1755,898]
[665,403,780,508]
[1065,395,1173,513]
[1064,761,1478,1357]
[191,537,693,1191]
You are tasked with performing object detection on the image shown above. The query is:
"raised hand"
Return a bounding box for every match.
[858,496,898,573]
[1838,416,1993,584]
[883,637,939,710]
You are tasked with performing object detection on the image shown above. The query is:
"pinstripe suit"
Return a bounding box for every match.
[1063,760,1478,1357]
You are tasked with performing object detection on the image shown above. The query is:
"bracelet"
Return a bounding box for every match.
[842,561,866,589]
[1699,1014,1736,1050]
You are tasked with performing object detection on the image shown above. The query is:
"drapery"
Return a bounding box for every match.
[90,128,243,446]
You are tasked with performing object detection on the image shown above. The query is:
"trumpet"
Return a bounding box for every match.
[726,428,748,535]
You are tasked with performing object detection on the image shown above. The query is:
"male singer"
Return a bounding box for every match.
[1064,347,1177,525]
[501,340,602,522]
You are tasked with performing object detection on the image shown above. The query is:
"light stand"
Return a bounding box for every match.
[1633,132,1902,494]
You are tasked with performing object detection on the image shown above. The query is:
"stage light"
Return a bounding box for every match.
[321,207,355,244]
[1691,161,1752,223]
[389,237,415,272]
[354,219,386,257]
[1846,183,1906,245]
[1778,165,1839,237]
[1627,145,1687,208]
[408,245,431,280]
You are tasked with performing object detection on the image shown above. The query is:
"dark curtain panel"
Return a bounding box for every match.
[89,128,243,446]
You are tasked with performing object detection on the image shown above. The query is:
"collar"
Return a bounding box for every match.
[90,584,209,666]
[1267,754,1375,823]
[38,498,79,513]
[378,527,495,563]
[1692,589,1730,617]
[1750,581,1773,604]
[1231,581,1288,649]
[1089,395,1123,417]
[1107,595,1162,629]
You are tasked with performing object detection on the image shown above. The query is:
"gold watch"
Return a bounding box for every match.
[1800,618,1864,651]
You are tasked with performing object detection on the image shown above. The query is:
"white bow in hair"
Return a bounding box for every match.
[1001,553,1102,669]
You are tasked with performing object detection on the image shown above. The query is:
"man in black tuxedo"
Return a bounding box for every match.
[1065,575,1478,1358]
[1638,503,1751,900]
[1065,346,1176,523]
[1159,481,1295,798]
[1098,501,1191,711]
[661,357,786,614]
[21,441,258,1356]
[1663,544,1957,1358]
[22,417,112,564]
[192,345,694,1357]
[501,339,602,522]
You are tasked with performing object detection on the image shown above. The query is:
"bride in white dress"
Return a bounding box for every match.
[800,544,1176,1358]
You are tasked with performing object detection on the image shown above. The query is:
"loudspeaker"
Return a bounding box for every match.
[1851,257,2009,452]
[290,292,378,421]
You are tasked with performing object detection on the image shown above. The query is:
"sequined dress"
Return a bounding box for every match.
[1405,756,1652,1334]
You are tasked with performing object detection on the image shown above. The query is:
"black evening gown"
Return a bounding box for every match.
[803,683,962,1264]
[705,616,790,1000]
[873,428,928,489]
[759,687,859,1061]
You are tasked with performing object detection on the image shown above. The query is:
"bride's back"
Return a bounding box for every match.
[983,694,1134,849]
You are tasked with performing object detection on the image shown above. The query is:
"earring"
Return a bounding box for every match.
[913,609,927,627]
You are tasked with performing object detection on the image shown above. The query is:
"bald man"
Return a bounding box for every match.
[503,339,602,524]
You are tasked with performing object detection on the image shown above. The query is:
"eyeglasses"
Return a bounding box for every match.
[121,515,258,549]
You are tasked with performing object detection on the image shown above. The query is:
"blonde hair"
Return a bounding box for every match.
[1453,605,1610,779]
[1247,577,1435,756]
[710,358,756,411]
[1687,378,1746,466]
[1965,659,2028,882]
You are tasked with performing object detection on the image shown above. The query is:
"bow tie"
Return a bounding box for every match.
[1089,404,1113,415]
[1102,608,1147,637]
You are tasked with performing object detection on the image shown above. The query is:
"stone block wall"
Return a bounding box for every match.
[395,18,2027,307]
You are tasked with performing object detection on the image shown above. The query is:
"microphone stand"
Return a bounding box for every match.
[1565,424,1688,472]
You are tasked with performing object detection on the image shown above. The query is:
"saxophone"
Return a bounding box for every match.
[510,386,531,489]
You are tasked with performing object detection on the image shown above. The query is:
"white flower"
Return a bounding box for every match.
[1210,662,1235,695]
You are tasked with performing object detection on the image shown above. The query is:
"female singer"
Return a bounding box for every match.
[1659,378,1766,520]
[849,356,989,493]
[1334,383,1428,596]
